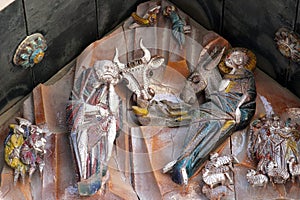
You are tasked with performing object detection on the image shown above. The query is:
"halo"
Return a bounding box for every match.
[218,47,257,74]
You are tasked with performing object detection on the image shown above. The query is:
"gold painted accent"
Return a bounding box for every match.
[132,106,149,116]
[174,115,192,122]
[9,124,16,129]
[221,120,235,131]
[34,51,45,64]
[168,110,188,117]
[225,81,236,93]
[131,12,150,25]
[4,131,26,171]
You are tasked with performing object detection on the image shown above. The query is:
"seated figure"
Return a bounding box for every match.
[163,48,257,185]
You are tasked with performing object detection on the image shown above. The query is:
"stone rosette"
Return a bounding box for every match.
[13,33,47,68]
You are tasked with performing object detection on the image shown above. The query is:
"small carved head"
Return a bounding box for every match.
[225,49,249,69]
[219,47,256,73]
[14,125,25,135]
[15,117,32,127]
[163,5,176,16]
[246,169,256,177]
[180,71,207,104]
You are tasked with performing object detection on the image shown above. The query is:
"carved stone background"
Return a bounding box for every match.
[0,1,299,199]
[1,0,300,115]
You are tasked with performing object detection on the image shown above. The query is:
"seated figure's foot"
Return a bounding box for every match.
[163,158,189,185]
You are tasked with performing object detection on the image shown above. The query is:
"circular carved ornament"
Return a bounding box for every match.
[13,33,47,68]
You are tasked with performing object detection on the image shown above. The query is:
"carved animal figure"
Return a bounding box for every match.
[202,185,229,200]
[266,161,290,184]
[287,157,300,183]
[206,165,231,174]
[114,39,164,102]
[246,169,268,187]
[202,169,227,188]
[210,153,239,168]
[204,161,234,185]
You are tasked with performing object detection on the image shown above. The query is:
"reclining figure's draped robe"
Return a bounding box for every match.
[170,67,256,184]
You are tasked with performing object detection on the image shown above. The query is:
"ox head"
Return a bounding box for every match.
[113,39,164,71]
[113,39,164,103]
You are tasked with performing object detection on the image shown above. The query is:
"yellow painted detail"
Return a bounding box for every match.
[9,124,16,129]
[225,82,236,93]
[4,132,26,172]
[131,12,150,25]
[10,134,24,148]
[221,120,235,132]
[174,115,192,122]
[168,110,188,117]
[33,51,44,63]
[132,106,149,116]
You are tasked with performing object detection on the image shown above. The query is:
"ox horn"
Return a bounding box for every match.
[113,48,125,69]
[140,39,151,62]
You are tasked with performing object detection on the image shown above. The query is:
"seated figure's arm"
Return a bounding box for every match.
[235,93,249,123]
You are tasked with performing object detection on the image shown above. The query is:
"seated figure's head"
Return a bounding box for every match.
[225,49,249,69]
[218,47,256,73]
[94,60,120,85]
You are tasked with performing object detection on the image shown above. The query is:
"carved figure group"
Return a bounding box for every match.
[64,2,258,197]
[4,117,46,184]
[66,39,164,196]
[129,3,191,47]
[247,115,300,186]
[201,153,237,199]
[9,1,300,199]
[65,32,256,197]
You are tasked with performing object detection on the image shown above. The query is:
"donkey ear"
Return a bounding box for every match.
[149,56,164,69]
